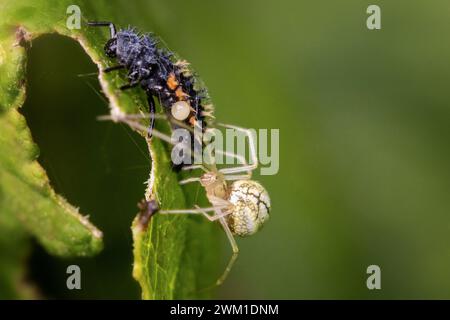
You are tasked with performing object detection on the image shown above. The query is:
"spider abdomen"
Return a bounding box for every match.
[226,180,271,237]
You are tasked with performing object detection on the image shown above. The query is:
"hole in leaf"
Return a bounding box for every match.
[20,34,149,299]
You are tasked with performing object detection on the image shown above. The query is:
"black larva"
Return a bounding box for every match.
[88,21,214,136]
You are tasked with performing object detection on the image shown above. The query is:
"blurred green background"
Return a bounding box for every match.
[14,0,450,298]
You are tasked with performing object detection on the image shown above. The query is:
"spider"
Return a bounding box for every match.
[100,111,271,286]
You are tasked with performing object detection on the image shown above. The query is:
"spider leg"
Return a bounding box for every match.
[179,177,201,185]
[150,191,239,286]
[116,111,193,132]
[215,150,248,166]
[87,21,117,38]
[112,113,167,120]
[98,111,194,166]
[158,205,230,222]
[97,113,174,145]
[217,123,258,175]
[208,195,232,207]
[217,215,239,285]
[224,174,251,181]
[182,164,208,173]
[193,205,230,221]
[215,149,251,177]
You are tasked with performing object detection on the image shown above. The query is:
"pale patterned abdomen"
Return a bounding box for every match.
[226,180,271,237]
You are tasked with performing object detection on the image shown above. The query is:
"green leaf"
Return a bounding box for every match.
[0,200,38,299]
[131,126,219,299]
[0,1,107,298]
[0,0,219,299]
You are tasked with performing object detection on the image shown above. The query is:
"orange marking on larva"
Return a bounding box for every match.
[175,87,189,100]
[188,115,196,126]
[167,72,179,90]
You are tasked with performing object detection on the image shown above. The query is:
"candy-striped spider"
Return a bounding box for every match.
[100,111,271,285]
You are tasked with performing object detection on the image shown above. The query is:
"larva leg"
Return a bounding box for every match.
[103,65,125,73]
